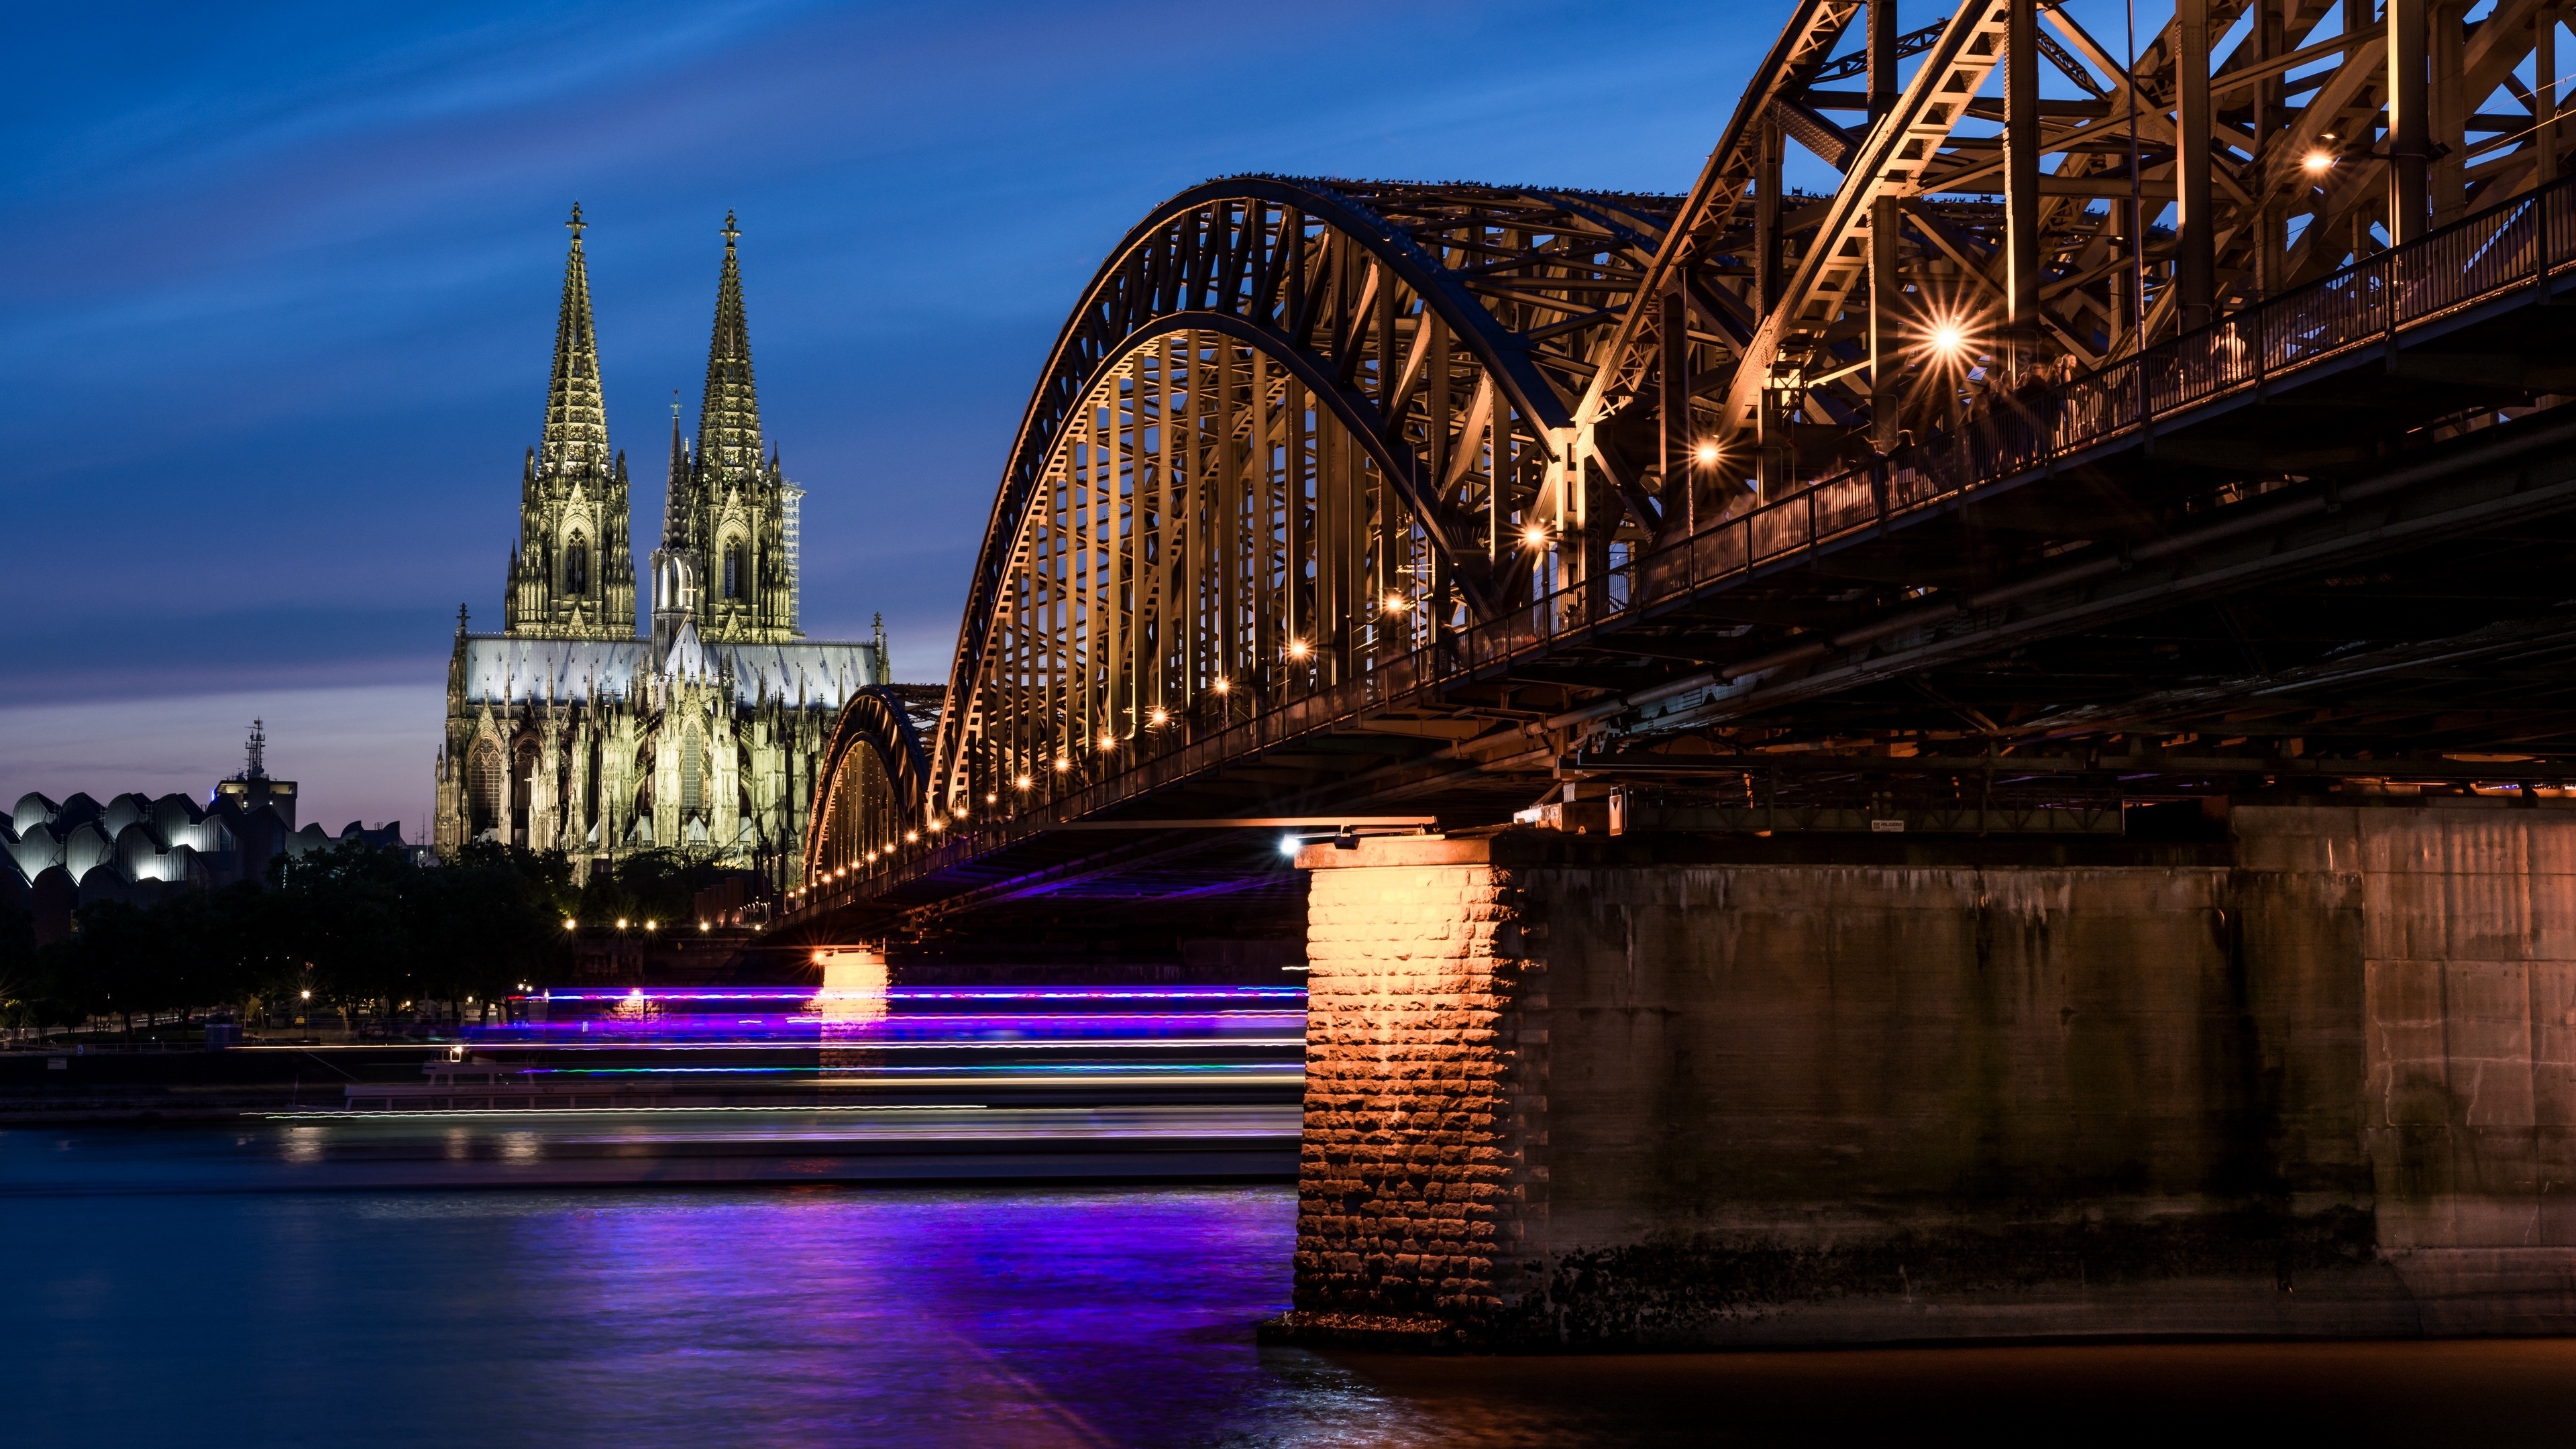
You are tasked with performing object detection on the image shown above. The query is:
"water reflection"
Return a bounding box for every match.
[9,1169,2576,1446]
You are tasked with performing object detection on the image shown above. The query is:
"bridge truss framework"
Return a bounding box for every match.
[800,0,2576,929]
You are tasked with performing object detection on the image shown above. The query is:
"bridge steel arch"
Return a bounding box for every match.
[793,2,2576,922]
[801,686,932,883]
[918,176,1680,819]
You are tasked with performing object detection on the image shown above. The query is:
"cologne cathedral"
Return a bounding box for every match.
[432,207,885,880]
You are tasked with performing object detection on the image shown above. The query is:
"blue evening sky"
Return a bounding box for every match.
[0,0,2174,833]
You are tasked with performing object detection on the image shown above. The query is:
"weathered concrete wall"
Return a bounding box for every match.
[1271,805,2576,1350]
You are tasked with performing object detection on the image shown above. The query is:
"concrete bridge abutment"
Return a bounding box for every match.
[1266,805,2576,1350]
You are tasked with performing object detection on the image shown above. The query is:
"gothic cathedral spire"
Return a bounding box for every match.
[673,211,800,644]
[505,203,636,639]
[542,203,609,480]
[699,211,762,478]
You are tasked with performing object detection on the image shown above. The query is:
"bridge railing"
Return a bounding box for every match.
[1455,168,2576,680]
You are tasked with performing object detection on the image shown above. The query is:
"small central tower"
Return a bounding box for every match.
[650,396,702,659]
[504,203,637,639]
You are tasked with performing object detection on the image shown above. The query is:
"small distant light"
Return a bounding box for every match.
[299,989,311,1001]
[1287,639,1312,660]
[564,919,577,931]
[2303,150,2334,174]
[698,921,710,932]
[1212,678,1230,695]
[1014,774,1032,790]
[1521,525,1549,549]
[1148,707,1169,727]
[643,920,656,932]
[1099,731,1118,749]
[904,830,920,843]
[1693,440,1721,466]
[1055,756,1072,771]
[985,792,999,804]
[615,918,629,930]
[928,817,945,832]
[1279,833,1301,858]
[1929,321,1968,356]
[954,804,968,818]
[1382,592,1407,614]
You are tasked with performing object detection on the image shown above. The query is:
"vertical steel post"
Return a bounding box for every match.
[2005,0,2043,368]
[2389,0,2430,242]
[2541,6,2561,185]
[1870,199,1901,448]
[2432,1,2465,227]
[2176,0,2216,329]
[1756,119,1785,313]
[1868,0,1898,122]
[1869,0,1902,444]
[1660,282,1693,533]
[2255,0,2284,297]
[1754,115,1786,502]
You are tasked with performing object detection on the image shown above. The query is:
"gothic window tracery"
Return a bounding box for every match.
[722,541,745,600]
[566,535,590,596]
[512,741,539,847]
[682,724,705,814]
[470,742,504,837]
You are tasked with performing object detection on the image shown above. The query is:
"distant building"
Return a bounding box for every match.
[1,723,402,940]
[432,207,885,882]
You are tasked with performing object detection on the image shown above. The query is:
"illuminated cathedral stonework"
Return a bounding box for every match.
[433,207,885,879]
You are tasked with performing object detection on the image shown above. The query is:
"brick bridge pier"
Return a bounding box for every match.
[1265,805,2576,1350]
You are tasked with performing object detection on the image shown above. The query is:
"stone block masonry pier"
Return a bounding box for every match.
[1263,806,2576,1350]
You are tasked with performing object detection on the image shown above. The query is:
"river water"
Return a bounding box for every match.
[13,1121,2576,1447]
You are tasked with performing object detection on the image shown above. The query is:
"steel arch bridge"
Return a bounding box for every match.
[799,0,2576,932]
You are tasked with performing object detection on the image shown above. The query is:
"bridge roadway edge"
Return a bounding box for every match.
[1263,802,2576,1351]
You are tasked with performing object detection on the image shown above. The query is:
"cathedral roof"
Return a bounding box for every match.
[541,203,610,480]
[661,615,712,678]
[697,211,761,478]
[456,633,881,710]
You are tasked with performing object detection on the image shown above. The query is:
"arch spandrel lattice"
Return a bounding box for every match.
[923,176,1682,819]
[1581,0,2576,521]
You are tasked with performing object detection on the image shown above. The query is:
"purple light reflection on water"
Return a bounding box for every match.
[16,1147,2576,1444]
[5,1179,1340,1446]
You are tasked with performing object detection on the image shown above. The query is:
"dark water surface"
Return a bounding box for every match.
[13,1124,2576,1447]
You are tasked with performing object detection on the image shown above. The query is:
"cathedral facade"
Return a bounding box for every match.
[433,207,885,881]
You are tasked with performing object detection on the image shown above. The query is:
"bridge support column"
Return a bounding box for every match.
[1267,806,2576,1350]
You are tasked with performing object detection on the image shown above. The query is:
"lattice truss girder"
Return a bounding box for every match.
[913,180,1683,824]
[1582,0,2576,519]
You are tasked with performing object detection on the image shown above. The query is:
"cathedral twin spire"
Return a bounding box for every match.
[506,203,633,639]
[699,212,763,479]
[540,203,610,480]
[503,204,800,649]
